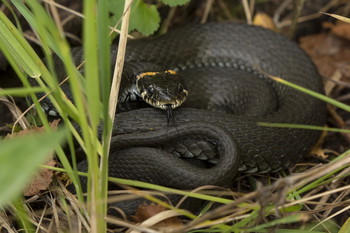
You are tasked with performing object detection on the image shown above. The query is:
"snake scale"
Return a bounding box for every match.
[68,22,326,203]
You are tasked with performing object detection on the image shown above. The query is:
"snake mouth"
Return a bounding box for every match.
[142,96,187,110]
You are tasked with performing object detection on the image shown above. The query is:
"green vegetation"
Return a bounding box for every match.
[0,0,349,232]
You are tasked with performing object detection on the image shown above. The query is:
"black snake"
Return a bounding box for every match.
[53,22,326,211]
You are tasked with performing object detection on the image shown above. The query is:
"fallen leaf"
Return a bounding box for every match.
[132,203,183,228]
[23,158,56,196]
[5,119,60,138]
[6,120,60,196]
[300,31,350,80]
[253,12,277,31]
[324,21,350,40]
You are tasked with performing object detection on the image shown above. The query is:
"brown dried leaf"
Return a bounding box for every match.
[324,21,350,40]
[253,12,277,31]
[5,119,60,138]
[6,120,60,196]
[23,158,56,196]
[300,32,350,80]
[132,203,183,228]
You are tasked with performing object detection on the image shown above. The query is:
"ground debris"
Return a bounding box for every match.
[5,120,60,196]
[300,21,350,80]
[131,203,184,230]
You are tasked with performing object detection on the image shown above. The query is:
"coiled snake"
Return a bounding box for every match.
[55,22,326,209]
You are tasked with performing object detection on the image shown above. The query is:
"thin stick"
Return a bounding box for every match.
[288,0,305,39]
[159,7,177,34]
[45,0,64,37]
[108,3,131,123]
[201,0,215,24]
[41,0,128,36]
[242,0,252,24]
[278,0,336,28]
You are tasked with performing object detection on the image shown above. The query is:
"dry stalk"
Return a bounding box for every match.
[200,0,215,24]
[242,0,253,24]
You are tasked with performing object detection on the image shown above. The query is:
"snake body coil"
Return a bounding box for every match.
[75,22,325,195]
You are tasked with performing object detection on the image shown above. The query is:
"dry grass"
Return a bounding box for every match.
[2,155,350,232]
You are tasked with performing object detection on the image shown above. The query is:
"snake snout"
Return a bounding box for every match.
[137,70,188,110]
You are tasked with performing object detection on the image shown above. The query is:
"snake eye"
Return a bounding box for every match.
[147,85,155,95]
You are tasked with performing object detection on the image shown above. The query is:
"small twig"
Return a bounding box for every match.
[278,0,337,28]
[312,205,350,230]
[41,0,129,37]
[159,7,177,34]
[23,32,42,46]
[41,0,83,18]
[288,0,305,39]
[327,105,345,128]
[64,32,83,44]
[108,1,132,122]
[273,0,292,27]
[175,191,258,232]
[280,184,350,209]
[322,184,350,217]
[327,78,350,89]
[286,152,350,190]
[105,216,158,233]
[249,0,255,17]
[242,0,253,24]
[45,0,64,37]
[327,105,350,144]
[0,95,30,130]
[336,93,350,102]
[12,61,85,134]
[325,70,342,96]
[201,0,215,24]
[217,0,234,20]
[61,13,76,27]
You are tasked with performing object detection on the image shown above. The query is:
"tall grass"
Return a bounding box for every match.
[0,0,133,231]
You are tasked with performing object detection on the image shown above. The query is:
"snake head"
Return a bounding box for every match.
[136,70,188,110]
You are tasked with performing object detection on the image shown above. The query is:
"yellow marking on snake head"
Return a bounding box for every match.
[165,70,177,75]
[136,72,158,80]
[136,70,177,80]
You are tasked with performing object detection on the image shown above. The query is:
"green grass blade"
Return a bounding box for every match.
[0,87,44,96]
[257,123,350,134]
[97,0,112,227]
[109,177,233,204]
[11,0,62,57]
[274,230,325,233]
[246,214,308,232]
[339,217,350,233]
[82,0,105,231]
[83,1,100,128]
[0,10,41,78]
[270,76,350,112]
[39,165,234,205]
[231,208,260,231]
[0,129,66,207]
[11,198,34,232]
